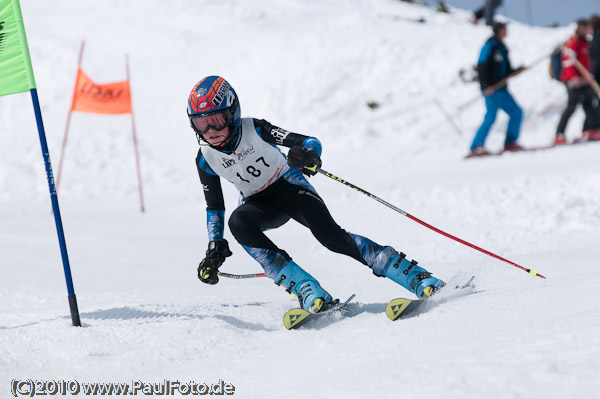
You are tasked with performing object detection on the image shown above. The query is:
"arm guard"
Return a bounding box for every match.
[196,149,226,241]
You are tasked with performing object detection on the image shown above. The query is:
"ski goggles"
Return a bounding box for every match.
[190,111,230,136]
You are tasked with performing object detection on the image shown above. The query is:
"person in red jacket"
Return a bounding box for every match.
[554,18,600,144]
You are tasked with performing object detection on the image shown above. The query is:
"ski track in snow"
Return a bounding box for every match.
[1,1,600,398]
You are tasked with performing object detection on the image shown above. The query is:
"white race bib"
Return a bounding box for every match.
[202,118,289,197]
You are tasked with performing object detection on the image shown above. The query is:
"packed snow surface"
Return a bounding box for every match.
[1,1,599,398]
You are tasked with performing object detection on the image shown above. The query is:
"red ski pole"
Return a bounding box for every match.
[218,271,267,280]
[317,168,546,279]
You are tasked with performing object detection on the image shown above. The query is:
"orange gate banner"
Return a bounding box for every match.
[71,68,132,114]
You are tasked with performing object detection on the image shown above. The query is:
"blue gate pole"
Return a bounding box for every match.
[30,88,81,327]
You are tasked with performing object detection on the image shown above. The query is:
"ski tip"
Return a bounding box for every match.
[283,308,310,330]
[385,298,413,321]
[283,294,357,330]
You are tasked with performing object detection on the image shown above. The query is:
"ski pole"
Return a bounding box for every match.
[434,99,463,136]
[457,67,528,112]
[317,168,546,279]
[218,271,267,279]
[567,51,600,99]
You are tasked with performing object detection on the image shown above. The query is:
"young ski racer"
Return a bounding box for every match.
[190,76,445,313]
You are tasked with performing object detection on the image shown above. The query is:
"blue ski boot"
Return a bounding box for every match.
[384,253,445,299]
[274,261,333,313]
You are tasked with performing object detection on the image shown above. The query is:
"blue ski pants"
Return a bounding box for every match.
[470,89,522,150]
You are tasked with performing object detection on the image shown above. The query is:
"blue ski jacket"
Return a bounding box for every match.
[477,36,516,91]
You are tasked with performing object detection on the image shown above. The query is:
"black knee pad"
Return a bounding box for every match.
[228,209,253,239]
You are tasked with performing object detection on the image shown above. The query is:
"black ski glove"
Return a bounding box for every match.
[197,239,232,285]
[287,146,322,176]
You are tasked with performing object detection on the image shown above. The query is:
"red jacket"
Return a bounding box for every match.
[561,36,590,82]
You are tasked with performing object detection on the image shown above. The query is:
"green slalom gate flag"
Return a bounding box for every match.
[0,0,36,96]
[1,0,81,326]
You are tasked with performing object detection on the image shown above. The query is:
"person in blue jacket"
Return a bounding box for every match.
[469,22,525,157]
[188,76,445,313]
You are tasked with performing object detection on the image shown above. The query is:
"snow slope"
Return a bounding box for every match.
[1,1,599,398]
